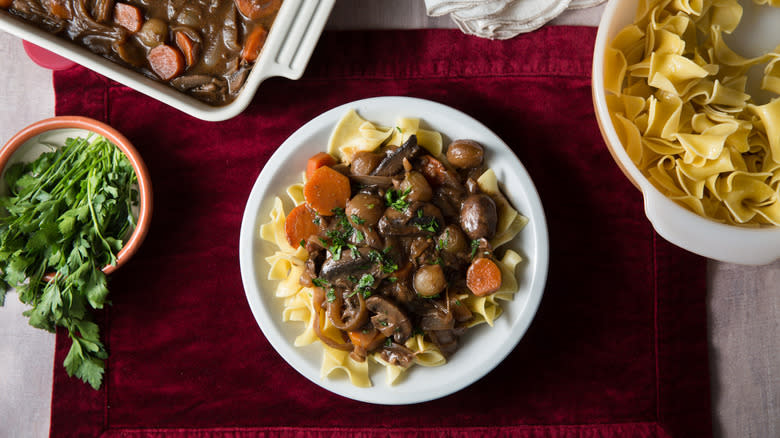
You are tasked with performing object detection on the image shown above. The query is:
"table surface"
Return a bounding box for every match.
[0,1,778,437]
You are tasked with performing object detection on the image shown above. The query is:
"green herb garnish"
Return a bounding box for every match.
[368,249,398,273]
[350,214,365,225]
[415,216,440,233]
[348,273,375,298]
[0,134,138,390]
[470,239,480,259]
[385,187,411,211]
[436,230,450,251]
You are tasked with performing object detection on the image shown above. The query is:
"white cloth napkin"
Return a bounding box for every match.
[426,0,607,39]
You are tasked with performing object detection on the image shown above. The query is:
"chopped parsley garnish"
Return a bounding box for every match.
[470,239,480,258]
[436,230,450,250]
[348,273,375,298]
[354,229,365,242]
[299,239,306,248]
[395,126,402,134]
[350,214,365,225]
[385,187,412,211]
[415,216,440,233]
[313,278,337,302]
[368,249,398,273]
[312,277,328,288]
[380,320,389,326]
[385,337,394,347]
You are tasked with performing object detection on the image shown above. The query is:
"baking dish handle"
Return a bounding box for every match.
[644,189,780,265]
[263,0,336,80]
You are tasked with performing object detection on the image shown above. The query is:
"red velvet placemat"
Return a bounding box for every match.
[50,27,711,437]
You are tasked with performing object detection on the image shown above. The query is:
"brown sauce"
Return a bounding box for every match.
[3,0,282,105]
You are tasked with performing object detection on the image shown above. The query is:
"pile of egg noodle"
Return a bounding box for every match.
[258,110,527,387]
[605,0,780,226]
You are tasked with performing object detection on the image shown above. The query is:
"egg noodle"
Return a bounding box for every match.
[604,0,780,225]
[258,110,528,387]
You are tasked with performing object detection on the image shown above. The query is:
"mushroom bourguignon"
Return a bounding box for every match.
[2,0,281,105]
[290,135,512,366]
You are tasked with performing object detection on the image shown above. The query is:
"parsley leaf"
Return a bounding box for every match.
[470,239,480,259]
[368,249,398,273]
[0,134,137,390]
[347,273,375,298]
[385,187,412,211]
[436,230,450,251]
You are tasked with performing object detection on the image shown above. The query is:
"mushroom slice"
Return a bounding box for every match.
[371,135,422,177]
[366,296,412,343]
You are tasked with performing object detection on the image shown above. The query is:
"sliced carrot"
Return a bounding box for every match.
[348,328,386,351]
[303,165,351,216]
[0,0,11,9]
[234,0,281,20]
[240,25,268,63]
[306,152,337,181]
[466,257,502,297]
[284,204,320,249]
[48,0,71,19]
[175,31,199,68]
[114,3,143,33]
[147,44,185,81]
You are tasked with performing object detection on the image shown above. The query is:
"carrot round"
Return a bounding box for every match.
[284,204,319,248]
[48,0,71,19]
[466,257,502,296]
[306,152,337,181]
[0,0,11,9]
[175,31,199,68]
[234,0,281,20]
[303,165,351,216]
[348,328,386,351]
[241,26,268,63]
[114,3,143,33]
[147,44,185,81]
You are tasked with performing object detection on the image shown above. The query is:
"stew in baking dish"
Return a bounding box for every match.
[1,0,282,105]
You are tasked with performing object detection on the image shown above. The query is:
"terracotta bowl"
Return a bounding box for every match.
[0,116,152,275]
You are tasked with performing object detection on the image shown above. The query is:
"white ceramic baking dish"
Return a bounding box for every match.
[0,0,335,121]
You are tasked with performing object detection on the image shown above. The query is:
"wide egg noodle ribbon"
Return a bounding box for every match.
[605,0,780,225]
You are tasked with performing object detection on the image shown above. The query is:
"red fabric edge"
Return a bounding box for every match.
[97,423,664,438]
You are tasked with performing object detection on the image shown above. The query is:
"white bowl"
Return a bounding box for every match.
[592,0,780,265]
[0,0,334,121]
[238,96,549,404]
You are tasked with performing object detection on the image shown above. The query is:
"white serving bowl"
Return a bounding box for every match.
[0,0,334,121]
[238,96,549,404]
[592,0,780,265]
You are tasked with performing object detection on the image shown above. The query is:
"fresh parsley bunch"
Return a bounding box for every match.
[0,134,138,389]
